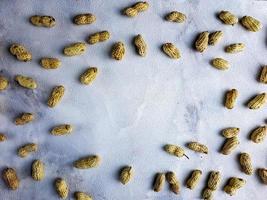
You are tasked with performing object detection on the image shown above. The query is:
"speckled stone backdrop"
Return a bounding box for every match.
[0,0,266,199]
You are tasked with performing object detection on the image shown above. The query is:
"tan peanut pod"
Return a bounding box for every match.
[239,153,253,175]
[164,144,189,159]
[50,124,73,136]
[15,113,34,125]
[165,11,186,23]
[162,43,180,59]
[218,11,238,25]
[9,43,32,62]
[124,7,138,17]
[259,66,267,84]
[220,136,239,155]
[186,169,202,189]
[250,126,266,143]
[87,31,110,44]
[111,42,125,60]
[74,191,93,200]
[187,142,208,154]
[30,15,56,27]
[240,16,262,32]
[74,155,101,169]
[132,1,149,12]
[202,188,213,200]
[2,168,20,190]
[73,13,96,25]
[63,42,86,56]
[223,177,246,196]
[195,31,209,52]
[47,85,65,108]
[15,75,37,89]
[80,67,98,85]
[211,58,229,70]
[258,168,267,184]
[17,143,38,158]
[0,133,7,142]
[166,171,180,194]
[55,178,69,199]
[208,31,223,45]
[40,58,61,69]
[153,173,165,192]
[31,160,45,181]
[225,43,245,53]
[222,127,240,138]
[134,34,147,57]
[207,171,221,190]
[119,166,134,185]
[247,93,267,109]
[225,89,238,109]
[0,75,9,90]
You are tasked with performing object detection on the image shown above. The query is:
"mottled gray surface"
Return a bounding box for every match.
[0,0,267,199]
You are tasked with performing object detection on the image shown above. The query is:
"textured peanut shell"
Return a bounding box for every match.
[47,85,65,107]
[218,11,238,25]
[0,133,7,142]
[186,169,202,189]
[247,93,266,109]
[162,43,180,59]
[153,173,165,192]
[51,124,73,136]
[225,89,238,109]
[225,43,245,53]
[80,67,98,85]
[221,136,239,155]
[119,166,134,185]
[15,113,34,125]
[30,15,56,27]
[224,177,246,196]
[74,155,101,169]
[250,126,266,143]
[40,58,61,69]
[63,42,86,56]
[134,34,147,57]
[240,16,262,32]
[259,66,267,84]
[87,31,110,44]
[208,31,223,45]
[0,75,9,90]
[17,143,38,158]
[222,127,240,138]
[10,43,32,62]
[74,192,93,200]
[187,142,208,154]
[15,75,37,89]
[211,58,229,70]
[165,11,186,23]
[195,31,209,52]
[239,153,253,175]
[207,171,221,190]
[31,160,45,181]
[124,7,138,17]
[166,171,180,194]
[111,42,125,60]
[2,168,20,190]
[164,144,188,158]
[55,178,69,199]
[73,13,96,25]
[132,1,149,12]
[202,188,213,200]
[258,168,267,184]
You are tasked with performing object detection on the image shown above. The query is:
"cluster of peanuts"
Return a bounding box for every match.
[0,1,267,200]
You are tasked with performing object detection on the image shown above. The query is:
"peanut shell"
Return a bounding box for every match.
[17,143,38,158]
[51,124,73,136]
[225,89,238,109]
[208,31,223,45]
[80,67,98,85]
[55,178,69,199]
[239,153,253,175]
[250,126,266,143]
[224,177,246,196]
[87,31,110,44]
[74,155,101,169]
[134,34,147,57]
[247,93,266,109]
[2,168,19,190]
[162,43,180,59]
[222,127,240,138]
[259,66,267,84]
[15,75,37,89]
[211,58,229,70]
[0,75,9,90]
[240,16,262,32]
[207,171,221,190]
[225,43,245,53]
[73,13,96,25]
[47,85,65,108]
[30,15,56,27]
[111,42,125,60]
[221,136,239,155]
[10,43,32,62]
[74,192,93,200]
[186,169,202,190]
[63,42,86,56]
[119,166,134,185]
[165,11,186,23]
[40,58,61,69]
[218,11,238,25]
[153,173,165,192]
[31,160,45,181]
[258,168,267,184]
[195,31,209,52]
[15,113,34,125]
[187,142,208,154]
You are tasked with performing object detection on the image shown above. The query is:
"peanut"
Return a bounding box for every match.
[31,160,45,181]
[153,173,165,192]
[74,192,93,200]
[134,34,147,57]
[240,16,262,32]
[222,127,240,138]
[111,42,125,60]
[30,15,56,27]
[2,168,20,190]
[224,177,246,196]
[202,188,213,200]
[9,43,32,62]
[164,144,188,159]
[195,31,209,52]
[247,93,266,109]
[207,171,221,190]
[55,178,69,199]
[119,166,134,185]
[50,124,73,136]
[187,142,208,154]
[87,31,110,44]
[208,31,223,45]
[224,89,238,109]
[74,155,101,169]
[211,58,229,70]
[47,85,65,107]
[0,133,7,142]
[63,42,86,56]
[165,11,186,23]
[250,126,266,143]
[15,75,37,89]
[225,43,245,53]
[0,75,9,90]
[123,1,149,17]
[73,13,96,25]
[80,67,98,85]
[218,11,238,25]
[258,168,267,184]
[166,171,180,194]
[186,169,202,190]
[259,66,267,84]
[17,143,38,158]
[221,136,239,155]
[162,43,181,59]
[239,153,253,175]
[15,113,34,125]
[40,57,61,69]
